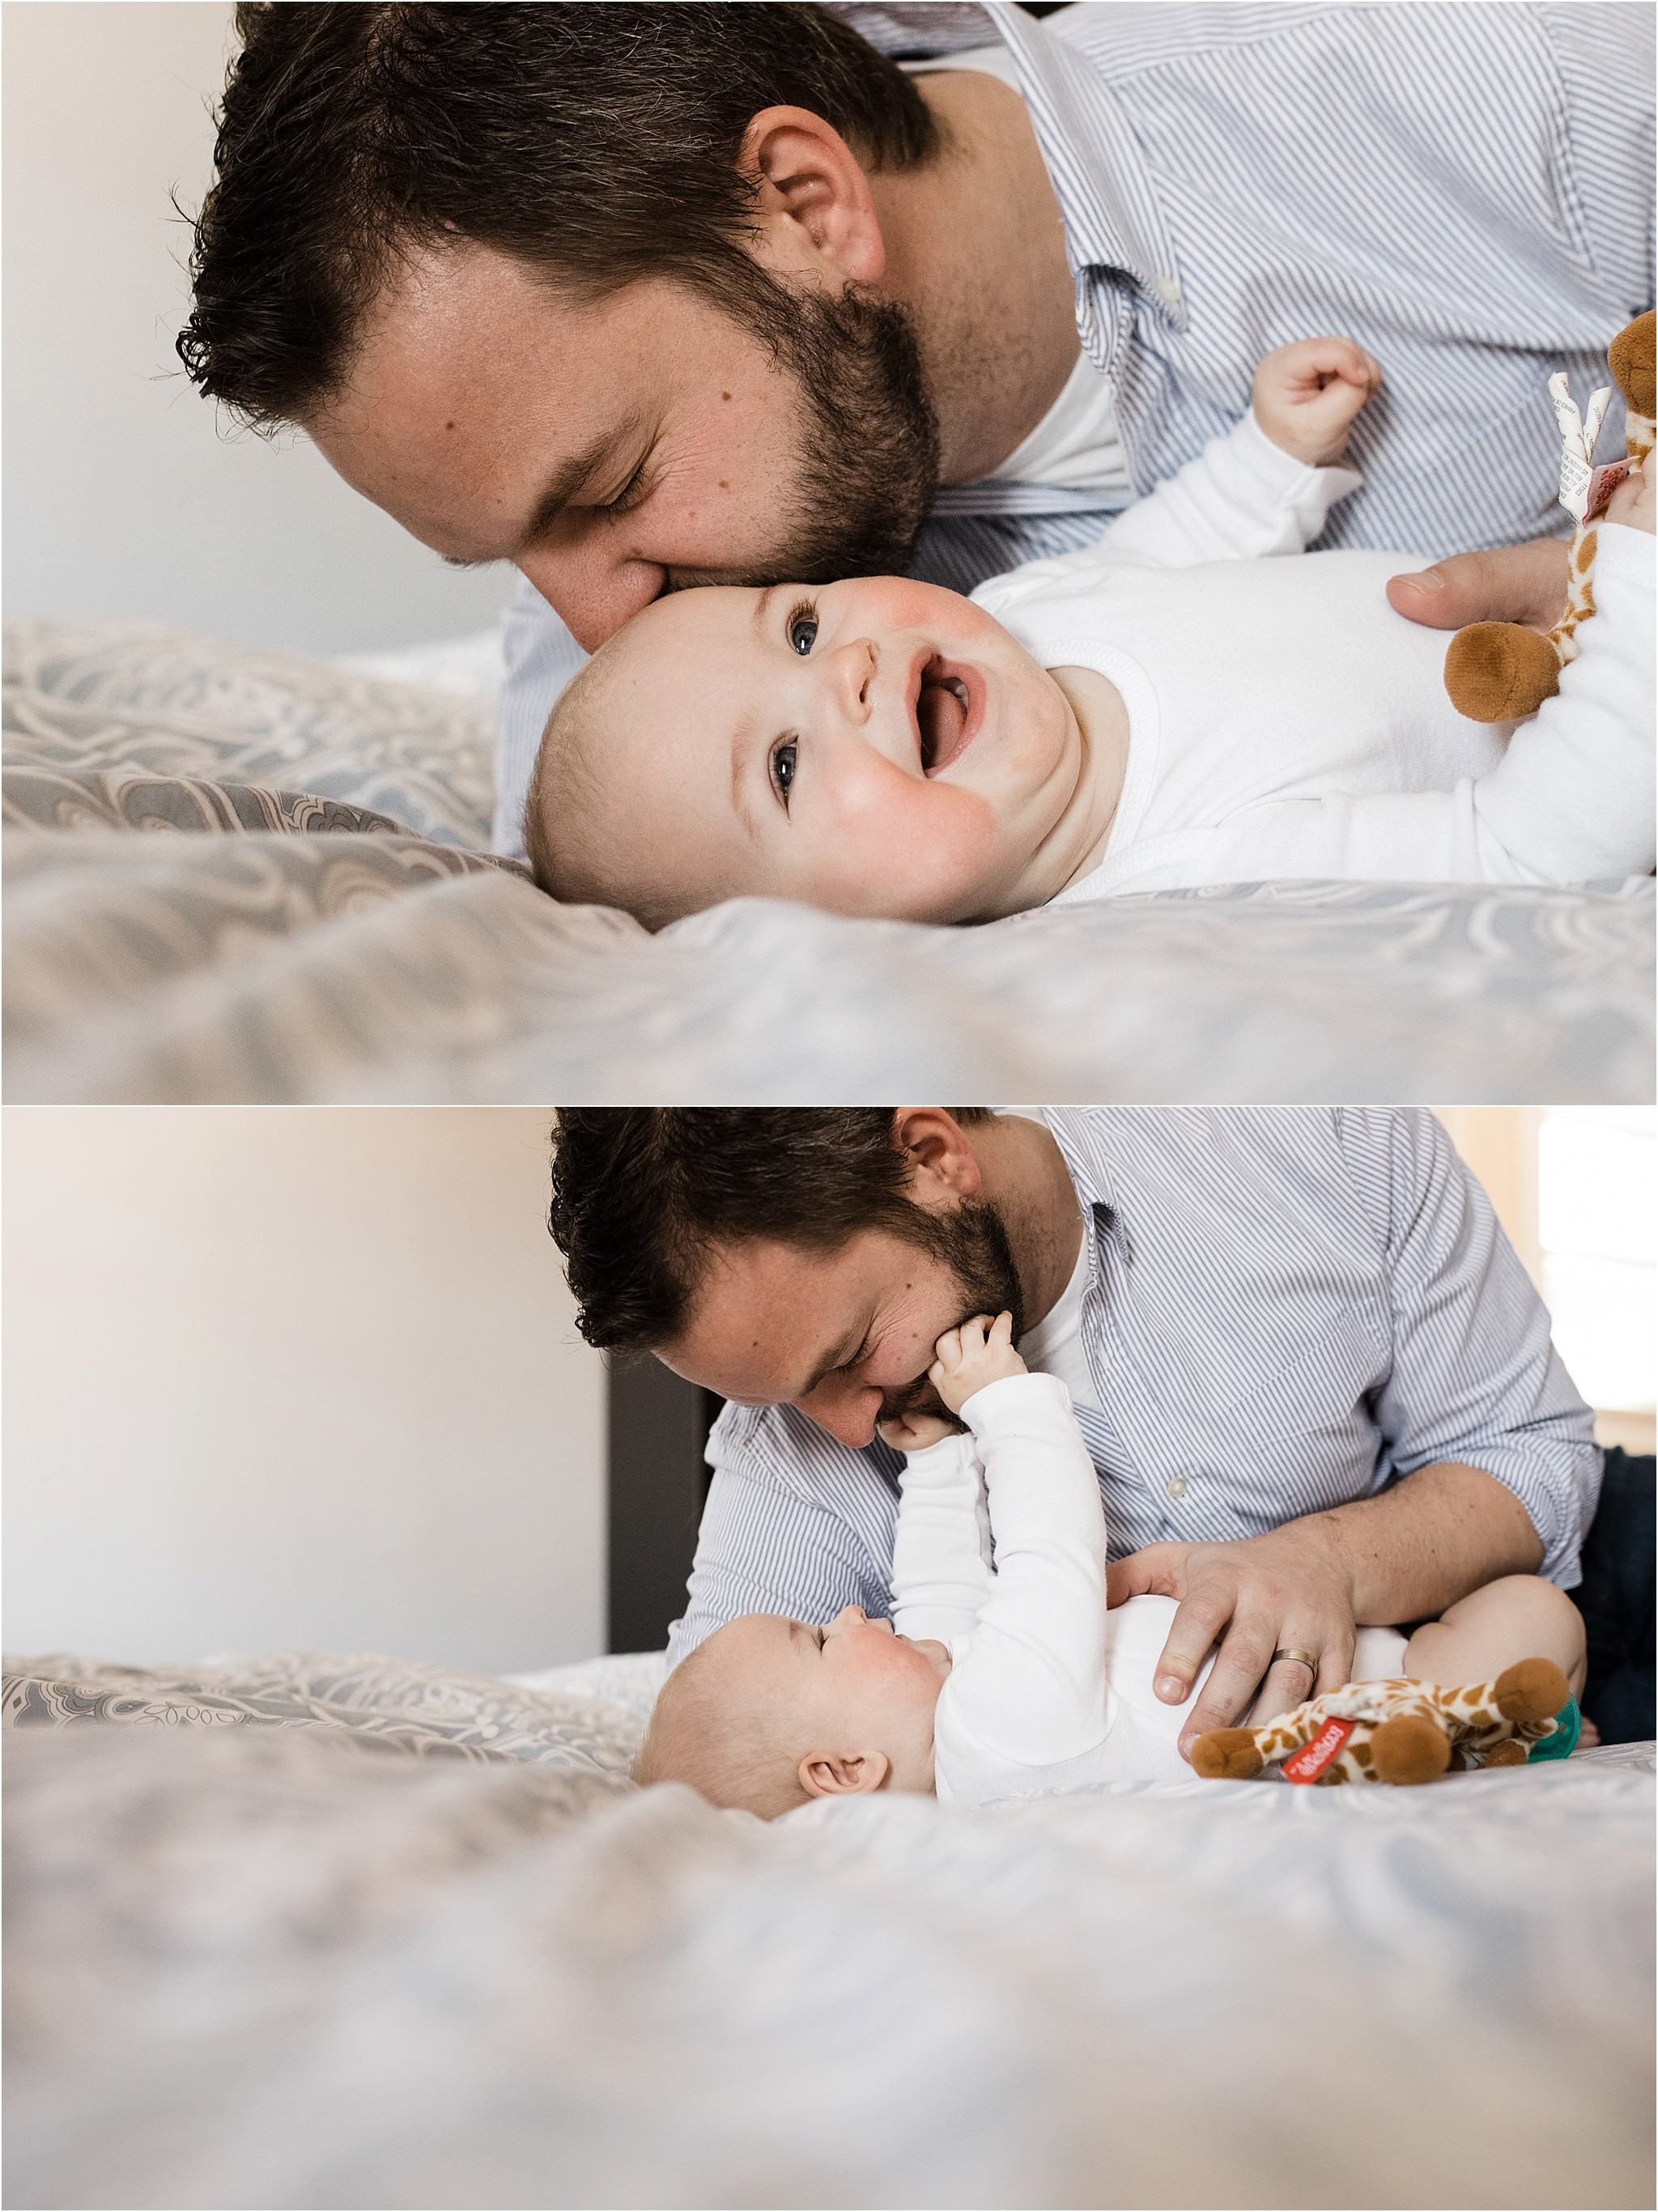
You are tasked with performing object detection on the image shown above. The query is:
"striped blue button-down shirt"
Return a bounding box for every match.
[666,1109,1601,1663]
[494,0,1654,853]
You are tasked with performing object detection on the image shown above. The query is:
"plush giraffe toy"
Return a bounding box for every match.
[1191,1657,1571,1787]
[1443,310,1656,723]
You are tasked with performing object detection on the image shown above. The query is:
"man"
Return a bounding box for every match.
[179,4,1652,854]
[549,1108,1603,1756]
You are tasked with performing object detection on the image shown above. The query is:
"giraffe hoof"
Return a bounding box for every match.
[1494,1657,1570,1725]
[1371,1714,1452,1785]
[1443,623,1561,723]
[1191,1729,1263,1780]
[1482,1739,1528,1768]
[1609,310,1656,417]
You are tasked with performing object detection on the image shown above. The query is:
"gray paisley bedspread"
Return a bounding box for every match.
[6,619,1652,1104]
[4,1648,1652,2210]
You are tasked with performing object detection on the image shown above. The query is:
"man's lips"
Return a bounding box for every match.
[906,649,985,776]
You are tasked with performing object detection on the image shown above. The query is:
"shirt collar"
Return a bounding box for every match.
[980,2,1186,350]
[1032,1111,1130,1267]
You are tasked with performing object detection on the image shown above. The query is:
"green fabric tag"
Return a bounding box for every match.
[1524,1695,1582,1763]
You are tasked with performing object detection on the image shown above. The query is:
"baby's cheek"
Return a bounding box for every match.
[886,781,1005,919]
[811,766,1008,921]
[852,576,978,633]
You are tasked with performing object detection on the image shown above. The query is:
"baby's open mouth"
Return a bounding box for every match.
[914,654,984,776]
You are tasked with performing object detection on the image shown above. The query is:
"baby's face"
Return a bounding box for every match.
[574,576,1082,923]
[716,1603,950,1752]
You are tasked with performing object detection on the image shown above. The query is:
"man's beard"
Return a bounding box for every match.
[722,270,942,584]
[876,1196,1026,1431]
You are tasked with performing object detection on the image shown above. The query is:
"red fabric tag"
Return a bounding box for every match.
[1584,456,1634,522]
[1282,1716,1355,1784]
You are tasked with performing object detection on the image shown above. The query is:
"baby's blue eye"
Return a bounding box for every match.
[786,603,818,656]
[771,739,798,803]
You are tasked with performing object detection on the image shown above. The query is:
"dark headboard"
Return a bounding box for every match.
[607,1362,722,1653]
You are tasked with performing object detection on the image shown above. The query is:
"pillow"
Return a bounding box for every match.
[4,618,495,849]
[2,1650,644,1781]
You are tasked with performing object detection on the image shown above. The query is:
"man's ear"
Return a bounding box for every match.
[737,106,887,289]
[892,1108,984,1206]
[797,1748,891,1799]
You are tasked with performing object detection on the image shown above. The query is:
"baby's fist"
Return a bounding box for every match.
[1253,338,1380,466]
[929,1312,1026,1415]
[878,1406,957,1453]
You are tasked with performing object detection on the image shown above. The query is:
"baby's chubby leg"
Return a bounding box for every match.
[1403,1575,1585,1700]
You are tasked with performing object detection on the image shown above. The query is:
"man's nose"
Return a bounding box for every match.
[514,541,667,654]
[800,1379,884,1448]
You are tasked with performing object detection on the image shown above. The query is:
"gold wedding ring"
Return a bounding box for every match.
[1273,1648,1319,1677]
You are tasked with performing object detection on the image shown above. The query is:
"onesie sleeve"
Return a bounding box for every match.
[1088,411,1363,569]
[936,1372,1112,1770]
[1189,525,1656,887]
[891,1431,993,1646]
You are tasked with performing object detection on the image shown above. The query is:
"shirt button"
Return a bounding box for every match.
[1166,1474,1188,1500]
[1152,275,1182,308]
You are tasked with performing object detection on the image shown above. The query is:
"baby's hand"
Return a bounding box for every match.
[878,1406,957,1453]
[929,1312,1026,1415]
[1253,338,1381,466]
[1605,452,1654,534]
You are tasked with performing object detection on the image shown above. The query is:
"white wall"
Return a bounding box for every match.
[2,1108,606,1673]
[1,2,514,654]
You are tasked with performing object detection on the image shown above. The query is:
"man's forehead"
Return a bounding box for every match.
[312,245,638,548]
[665,1236,882,1395]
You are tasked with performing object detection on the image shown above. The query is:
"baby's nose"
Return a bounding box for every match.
[833,638,877,717]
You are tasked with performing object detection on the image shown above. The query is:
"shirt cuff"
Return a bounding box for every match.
[899,1431,980,1486]
[1235,406,1363,512]
[959,1369,1073,1431]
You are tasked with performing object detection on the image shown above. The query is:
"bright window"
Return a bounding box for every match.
[1537,1108,1656,1414]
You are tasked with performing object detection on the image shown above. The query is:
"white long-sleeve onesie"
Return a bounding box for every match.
[894,1372,1407,1802]
[971,413,1656,898]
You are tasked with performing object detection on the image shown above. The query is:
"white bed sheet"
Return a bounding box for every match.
[5,1647,1651,2209]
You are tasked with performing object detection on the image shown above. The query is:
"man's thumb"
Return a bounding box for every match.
[1386,538,1568,633]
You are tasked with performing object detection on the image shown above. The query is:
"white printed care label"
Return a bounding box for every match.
[1559,449,1634,525]
[1551,371,1618,524]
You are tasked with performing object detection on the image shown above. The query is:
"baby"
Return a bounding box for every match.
[525,338,1655,927]
[633,1313,1588,1817]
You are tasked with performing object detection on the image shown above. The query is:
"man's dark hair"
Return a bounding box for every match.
[550,1108,992,1354]
[177,2,943,428]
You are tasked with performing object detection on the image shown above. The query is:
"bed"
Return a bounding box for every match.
[4,1646,1652,2210]
[5,619,1652,1104]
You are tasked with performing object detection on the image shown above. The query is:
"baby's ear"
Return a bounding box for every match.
[797,1750,891,1799]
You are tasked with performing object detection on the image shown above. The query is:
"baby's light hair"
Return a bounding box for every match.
[631,1623,812,1820]
[522,641,688,929]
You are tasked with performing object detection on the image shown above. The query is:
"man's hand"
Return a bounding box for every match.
[1107,1520,1358,1759]
[878,1406,956,1453]
[1386,537,1571,631]
[1252,337,1380,466]
[929,1312,1026,1416]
